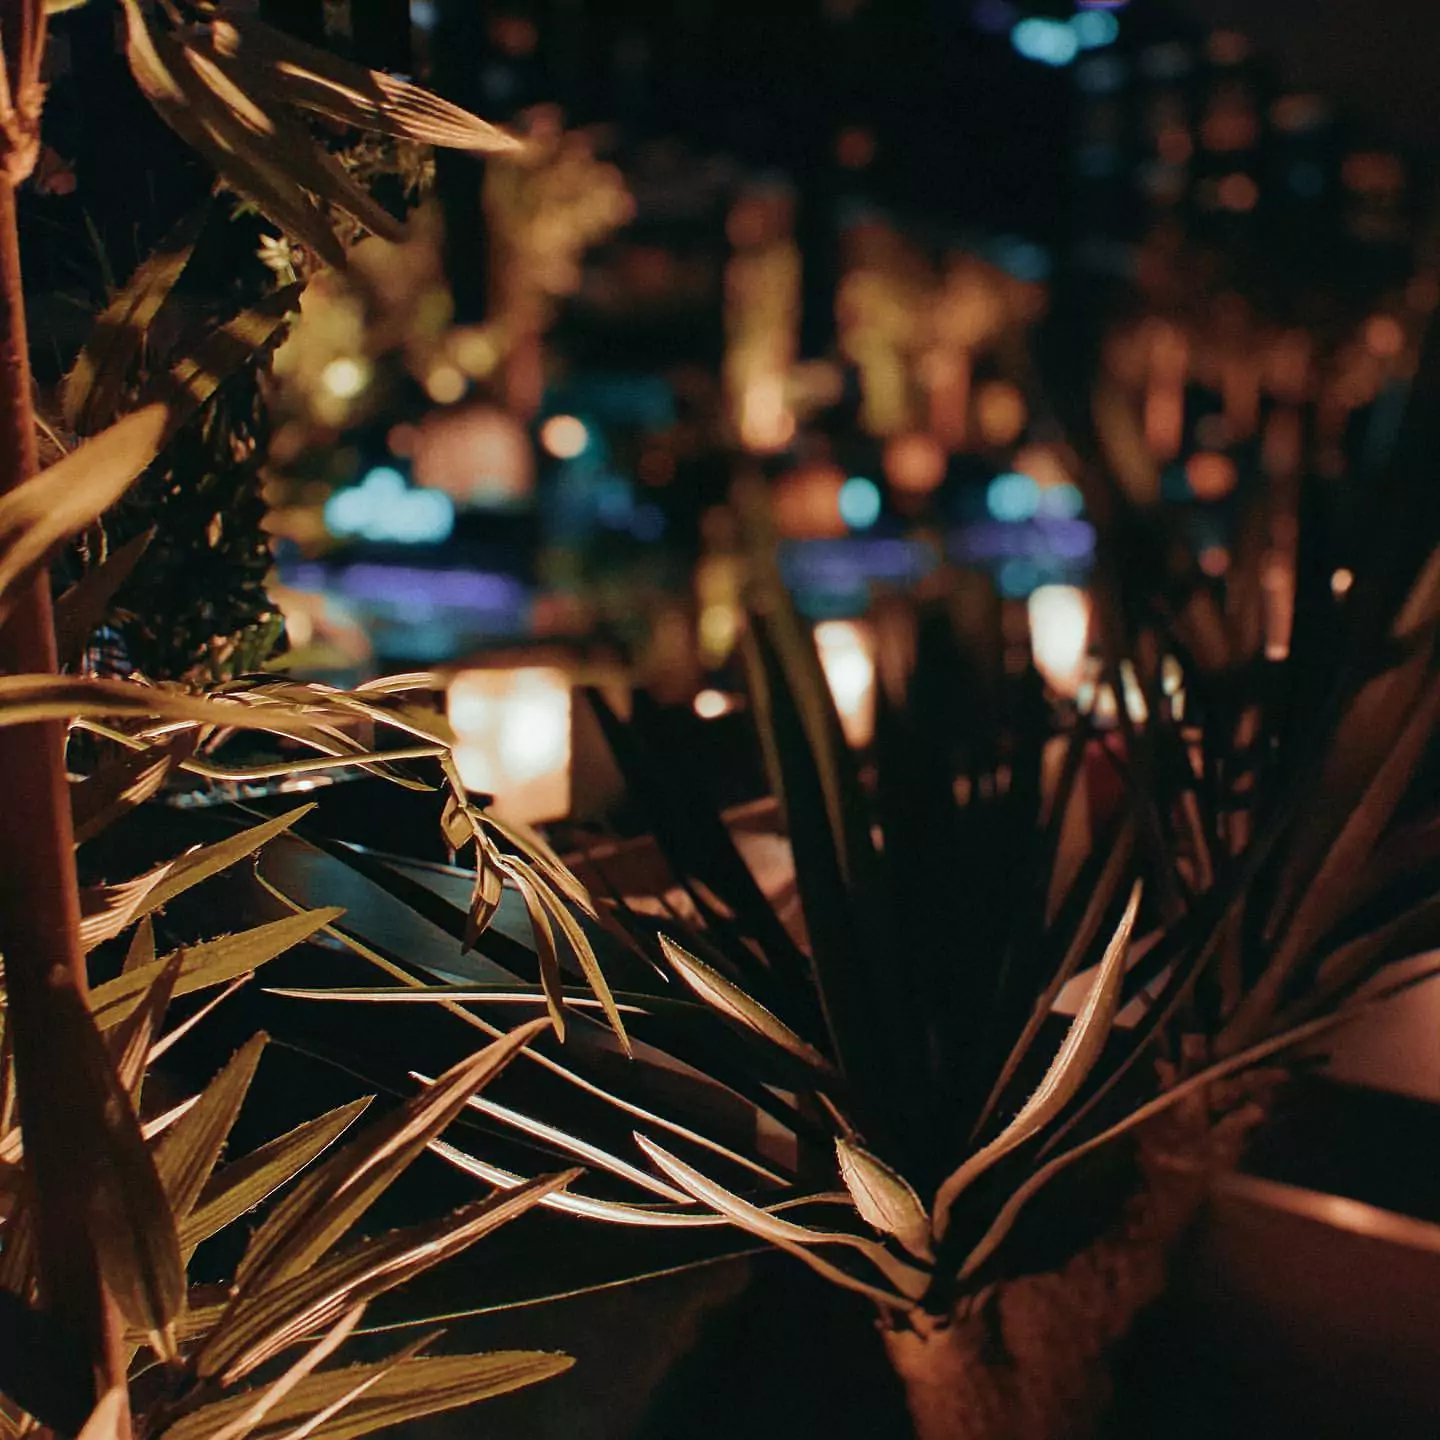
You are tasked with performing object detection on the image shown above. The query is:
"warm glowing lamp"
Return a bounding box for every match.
[814,619,877,748]
[1028,585,1092,697]
[447,667,572,823]
[883,432,947,498]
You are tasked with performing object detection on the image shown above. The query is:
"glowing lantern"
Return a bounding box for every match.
[1028,585,1091,697]
[447,667,572,823]
[413,404,534,508]
[814,619,877,748]
[975,381,1028,447]
[773,464,848,539]
[883,433,946,499]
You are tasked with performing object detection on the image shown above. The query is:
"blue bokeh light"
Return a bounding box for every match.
[1071,9,1120,49]
[987,471,1041,522]
[1011,17,1080,66]
[998,558,1042,598]
[839,475,883,530]
[1037,482,1085,520]
[325,467,455,545]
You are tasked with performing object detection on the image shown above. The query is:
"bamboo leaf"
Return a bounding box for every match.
[79,859,177,951]
[658,935,832,1074]
[70,728,194,847]
[62,206,206,434]
[107,951,183,1102]
[483,813,598,920]
[124,915,156,973]
[835,1139,932,1261]
[52,529,154,667]
[137,284,303,420]
[504,862,565,1041]
[198,1304,367,1440]
[162,1352,573,1440]
[182,1100,373,1256]
[147,805,318,911]
[233,1020,549,1292]
[154,1034,267,1223]
[0,404,169,619]
[932,880,1142,1239]
[208,15,521,154]
[90,908,344,1030]
[200,1172,577,1384]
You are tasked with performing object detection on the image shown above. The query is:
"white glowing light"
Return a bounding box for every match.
[814,619,877,748]
[447,667,572,823]
[693,688,735,720]
[321,356,370,400]
[1028,585,1091,697]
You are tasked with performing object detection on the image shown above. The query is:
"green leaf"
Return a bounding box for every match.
[658,935,832,1074]
[154,1034,268,1222]
[182,1099,373,1256]
[52,529,154,667]
[62,207,206,434]
[932,880,1142,1239]
[161,1352,574,1440]
[199,1171,578,1384]
[233,1020,549,1292]
[0,404,170,620]
[835,1139,932,1261]
[90,908,344,1031]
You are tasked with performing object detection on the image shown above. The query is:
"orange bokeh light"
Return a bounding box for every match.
[1187,451,1238,500]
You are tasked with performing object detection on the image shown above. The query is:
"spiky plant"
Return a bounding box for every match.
[283,382,1439,1440]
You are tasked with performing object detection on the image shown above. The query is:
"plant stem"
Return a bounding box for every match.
[0,168,129,1422]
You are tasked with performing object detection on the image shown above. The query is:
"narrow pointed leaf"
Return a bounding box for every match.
[933,880,1142,1238]
[0,404,169,620]
[658,935,832,1074]
[162,1352,574,1440]
[62,206,205,433]
[52,529,154,667]
[90,908,344,1030]
[234,1020,549,1291]
[504,863,565,1040]
[201,1172,578,1383]
[154,1034,267,1222]
[182,1099,373,1255]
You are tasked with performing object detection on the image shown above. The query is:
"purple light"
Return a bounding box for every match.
[335,564,529,614]
[948,519,1096,564]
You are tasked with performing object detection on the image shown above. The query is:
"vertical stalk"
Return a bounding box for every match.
[0,161,128,1430]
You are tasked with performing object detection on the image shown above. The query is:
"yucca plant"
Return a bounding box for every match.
[0,5,622,1436]
[281,372,1440,1440]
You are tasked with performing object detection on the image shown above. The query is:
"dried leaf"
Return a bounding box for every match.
[932,880,1142,1239]
[658,935,832,1074]
[835,1138,932,1260]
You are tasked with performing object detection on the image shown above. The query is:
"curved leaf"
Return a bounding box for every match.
[835,1139,932,1261]
[932,880,1142,1239]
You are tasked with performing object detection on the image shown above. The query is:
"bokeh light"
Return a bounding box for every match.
[815,619,878,748]
[1011,17,1080,66]
[540,414,591,459]
[987,471,1041,522]
[1028,584,1091,696]
[976,381,1028,447]
[839,475,883,529]
[884,432,947,498]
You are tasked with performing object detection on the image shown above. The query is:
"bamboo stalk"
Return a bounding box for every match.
[0,4,132,1419]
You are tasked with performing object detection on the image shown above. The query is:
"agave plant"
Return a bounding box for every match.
[279,382,1440,1440]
